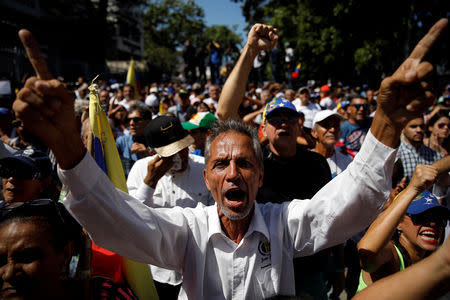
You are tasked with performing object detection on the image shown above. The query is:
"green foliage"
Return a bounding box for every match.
[143,0,243,77]
[233,0,449,85]
[204,25,243,49]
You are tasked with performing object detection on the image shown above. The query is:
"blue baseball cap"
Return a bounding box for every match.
[407,190,450,218]
[0,149,52,180]
[263,98,299,123]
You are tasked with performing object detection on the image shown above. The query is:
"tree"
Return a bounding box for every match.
[232,0,449,86]
[204,25,242,50]
[143,0,206,75]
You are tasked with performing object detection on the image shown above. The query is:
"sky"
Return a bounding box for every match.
[195,0,248,43]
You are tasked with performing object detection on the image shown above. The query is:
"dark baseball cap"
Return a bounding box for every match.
[144,116,194,157]
[0,149,52,180]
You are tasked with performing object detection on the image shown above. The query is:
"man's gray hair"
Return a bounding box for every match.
[81,118,90,136]
[204,119,263,168]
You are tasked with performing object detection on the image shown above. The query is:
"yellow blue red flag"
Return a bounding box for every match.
[88,78,158,300]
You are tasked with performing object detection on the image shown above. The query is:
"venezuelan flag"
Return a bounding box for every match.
[126,58,142,100]
[89,79,159,300]
[291,62,302,79]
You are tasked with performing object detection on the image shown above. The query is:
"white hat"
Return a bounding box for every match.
[312,110,343,128]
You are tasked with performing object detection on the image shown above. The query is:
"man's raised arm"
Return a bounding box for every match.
[13,29,85,170]
[370,19,448,148]
[217,24,278,120]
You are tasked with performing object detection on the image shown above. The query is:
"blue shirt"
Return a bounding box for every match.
[116,135,139,176]
[340,119,372,153]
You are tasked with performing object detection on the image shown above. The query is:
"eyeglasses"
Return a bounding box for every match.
[437,122,449,129]
[267,116,298,126]
[128,117,145,123]
[0,199,65,225]
[351,104,369,111]
[408,213,448,227]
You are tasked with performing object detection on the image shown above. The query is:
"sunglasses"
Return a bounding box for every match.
[437,122,449,129]
[267,116,298,126]
[0,199,64,225]
[128,117,145,123]
[408,213,448,227]
[352,104,370,110]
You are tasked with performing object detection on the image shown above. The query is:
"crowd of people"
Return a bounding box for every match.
[0,19,450,300]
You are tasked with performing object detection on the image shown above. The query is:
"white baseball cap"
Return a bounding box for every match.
[312,110,343,128]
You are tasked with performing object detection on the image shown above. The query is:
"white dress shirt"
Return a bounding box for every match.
[60,130,396,299]
[127,154,214,208]
[127,154,214,285]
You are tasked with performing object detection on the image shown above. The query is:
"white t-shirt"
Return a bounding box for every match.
[292,100,321,129]
[320,97,336,110]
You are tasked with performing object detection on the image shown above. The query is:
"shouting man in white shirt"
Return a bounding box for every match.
[13,19,448,299]
[127,115,214,298]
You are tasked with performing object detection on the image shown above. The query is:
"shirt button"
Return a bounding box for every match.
[172,191,175,194]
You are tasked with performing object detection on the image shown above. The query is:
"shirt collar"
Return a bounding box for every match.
[400,140,422,152]
[207,202,270,242]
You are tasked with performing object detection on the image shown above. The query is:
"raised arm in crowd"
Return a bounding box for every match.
[11,18,449,299]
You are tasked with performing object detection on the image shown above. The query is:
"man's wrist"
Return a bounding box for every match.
[370,110,402,148]
[242,43,260,60]
[144,175,158,189]
[54,136,86,170]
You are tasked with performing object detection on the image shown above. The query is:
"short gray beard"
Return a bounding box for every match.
[219,202,253,221]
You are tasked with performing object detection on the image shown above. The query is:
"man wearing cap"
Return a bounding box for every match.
[312,110,352,178]
[319,85,336,110]
[0,149,53,203]
[127,115,214,298]
[182,112,217,156]
[14,19,448,300]
[168,89,191,122]
[292,86,322,132]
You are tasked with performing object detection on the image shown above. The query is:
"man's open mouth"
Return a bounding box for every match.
[225,189,245,200]
[224,188,246,208]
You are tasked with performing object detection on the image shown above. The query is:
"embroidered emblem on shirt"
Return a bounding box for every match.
[258,240,271,269]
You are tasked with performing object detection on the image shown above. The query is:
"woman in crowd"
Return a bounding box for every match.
[0,199,138,300]
[108,105,129,138]
[424,110,449,156]
[356,163,449,293]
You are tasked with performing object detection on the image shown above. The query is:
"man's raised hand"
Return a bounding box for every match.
[376,19,448,129]
[247,24,278,53]
[13,29,85,169]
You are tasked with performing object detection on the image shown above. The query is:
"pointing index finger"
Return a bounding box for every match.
[18,29,52,80]
[408,18,448,61]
